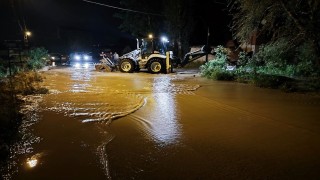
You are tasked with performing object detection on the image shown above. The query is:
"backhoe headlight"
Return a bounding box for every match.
[161,36,169,43]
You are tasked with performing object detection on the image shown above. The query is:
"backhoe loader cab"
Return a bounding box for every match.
[141,38,168,57]
[119,37,173,74]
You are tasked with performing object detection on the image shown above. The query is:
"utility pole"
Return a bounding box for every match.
[205,27,210,63]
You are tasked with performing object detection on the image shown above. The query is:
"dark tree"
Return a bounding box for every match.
[228,0,320,67]
[114,0,164,38]
[114,0,197,59]
[163,0,195,58]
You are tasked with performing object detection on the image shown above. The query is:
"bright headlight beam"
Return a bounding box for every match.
[83,55,90,60]
[161,36,169,43]
[74,55,81,60]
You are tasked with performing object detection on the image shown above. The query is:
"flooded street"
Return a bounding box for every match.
[4,67,320,179]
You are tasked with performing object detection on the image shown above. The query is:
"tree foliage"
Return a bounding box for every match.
[115,0,196,59]
[228,0,320,67]
[26,47,48,71]
[163,0,195,58]
[200,46,235,80]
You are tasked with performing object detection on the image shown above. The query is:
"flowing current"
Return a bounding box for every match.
[2,67,320,179]
[2,67,200,179]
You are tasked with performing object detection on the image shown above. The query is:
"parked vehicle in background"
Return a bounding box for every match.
[61,54,69,65]
[48,53,69,66]
[68,52,93,68]
[49,53,62,66]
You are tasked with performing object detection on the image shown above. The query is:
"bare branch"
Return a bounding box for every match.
[279,0,305,33]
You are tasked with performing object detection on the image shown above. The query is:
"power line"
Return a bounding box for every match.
[214,0,226,5]
[10,0,23,32]
[82,0,163,16]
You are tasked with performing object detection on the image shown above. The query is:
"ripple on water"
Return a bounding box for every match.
[45,91,146,123]
[152,76,201,95]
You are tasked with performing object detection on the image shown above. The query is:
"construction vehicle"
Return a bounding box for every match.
[95,52,117,72]
[118,36,174,74]
[95,36,214,73]
[180,45,215,66]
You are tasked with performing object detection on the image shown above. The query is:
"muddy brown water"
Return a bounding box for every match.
[2,67,320,179]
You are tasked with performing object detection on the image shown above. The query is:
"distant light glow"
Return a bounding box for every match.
[25,31,31,36]
[51,56,55,60]
[74,55,81,60]
[84,63,89,68]
[148,34,153,39]
[26,158,38,168]
[83,55,90,60]
[161,36,169,43]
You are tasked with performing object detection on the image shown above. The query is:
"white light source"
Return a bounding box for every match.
[161,36,169,43]
[25,31,31,36]
[27,159,38,168]
[84,63,89,68]
[83,55,90,60]
[74,55,81,60]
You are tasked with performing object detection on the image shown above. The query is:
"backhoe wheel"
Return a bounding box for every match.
[148,59,163,74]
[119,59,135,73]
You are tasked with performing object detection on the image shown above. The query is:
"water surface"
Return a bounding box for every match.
[3,67,320,179]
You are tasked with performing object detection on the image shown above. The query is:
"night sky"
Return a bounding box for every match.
[0,0,231,54]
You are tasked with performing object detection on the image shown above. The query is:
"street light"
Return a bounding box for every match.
[25,31,31,36]
[24,31,31,43]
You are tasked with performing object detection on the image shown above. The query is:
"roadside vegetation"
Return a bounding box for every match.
[201,0,320,92]
[0,47,49,171]
[200,44,320,92]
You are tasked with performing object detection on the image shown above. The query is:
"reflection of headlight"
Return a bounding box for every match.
[83,55,90,60]
[75,63,81,68]
[74,55,81,60]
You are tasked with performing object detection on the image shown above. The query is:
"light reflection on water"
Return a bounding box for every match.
[1,95,42,180]
[70,68,92,92]
[130,76,201,146]
[145,77,181,145]
[2,69,201,179]
[70,68,92,81]
[26,153,43,168]
[150,92,180,145]
[43,68,146,123]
